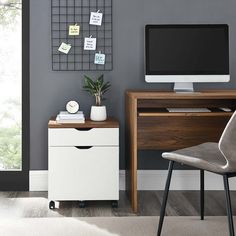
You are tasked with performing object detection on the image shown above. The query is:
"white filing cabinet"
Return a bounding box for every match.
[48,118,119,209]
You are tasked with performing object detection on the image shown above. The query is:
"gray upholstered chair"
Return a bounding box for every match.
[157,111,236,236]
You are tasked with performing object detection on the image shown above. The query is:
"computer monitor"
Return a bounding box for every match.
[145,24,230,92]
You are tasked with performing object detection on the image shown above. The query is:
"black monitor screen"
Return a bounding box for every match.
[145,25,229,75]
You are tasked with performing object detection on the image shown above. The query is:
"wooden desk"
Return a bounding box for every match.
[125,90,236,212]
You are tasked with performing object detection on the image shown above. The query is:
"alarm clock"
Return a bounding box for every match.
[66,101,80,114]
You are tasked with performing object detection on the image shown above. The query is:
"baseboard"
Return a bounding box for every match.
[29,170,236,191]
[29,171,48,191]
[29,170,126,191]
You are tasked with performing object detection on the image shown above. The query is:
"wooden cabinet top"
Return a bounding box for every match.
[126,90,236,99]
[48,117,119,128]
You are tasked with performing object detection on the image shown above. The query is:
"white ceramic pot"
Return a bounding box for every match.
[90,106,107,121]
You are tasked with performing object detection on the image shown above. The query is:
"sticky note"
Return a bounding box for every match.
[84,37,97,50]
[58,42,71,54]
[94,53,106,65]
[69,24,80,36]
[89,11,103,26]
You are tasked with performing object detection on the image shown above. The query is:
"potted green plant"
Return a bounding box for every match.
[83,74,111,121]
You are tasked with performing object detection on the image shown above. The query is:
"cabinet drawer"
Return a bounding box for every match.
[48,146,119,200]
[49,128,119,146]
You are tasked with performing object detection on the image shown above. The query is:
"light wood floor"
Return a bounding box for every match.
[0,191,235,218]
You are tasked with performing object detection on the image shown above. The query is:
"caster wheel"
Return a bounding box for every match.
[79,201,86,208]
[49,201,55,209]
[111,200,118,208]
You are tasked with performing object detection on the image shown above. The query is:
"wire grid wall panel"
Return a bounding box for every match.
[51,0,112,71]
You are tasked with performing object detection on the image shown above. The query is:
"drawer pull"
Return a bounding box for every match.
[75,128,92,131]
[75,146,93,149]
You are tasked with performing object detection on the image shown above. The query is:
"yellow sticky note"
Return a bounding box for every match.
[69,24,80,36]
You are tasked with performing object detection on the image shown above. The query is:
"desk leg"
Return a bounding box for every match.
[125,95,138,213]
[126,143,138,213]
[131,148,138,213]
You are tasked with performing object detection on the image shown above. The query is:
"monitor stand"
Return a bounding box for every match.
[174,82,194,93]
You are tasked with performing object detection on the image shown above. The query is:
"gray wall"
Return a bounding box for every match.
[30,0,236,170]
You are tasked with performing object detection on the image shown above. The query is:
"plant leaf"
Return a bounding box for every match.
[82,74,110,105]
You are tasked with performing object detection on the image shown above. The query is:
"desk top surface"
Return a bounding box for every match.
[48,117,119,128]
[126,90,236,99]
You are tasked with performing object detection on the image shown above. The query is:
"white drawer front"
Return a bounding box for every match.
[48,146,119,200]
[49,128,119,146]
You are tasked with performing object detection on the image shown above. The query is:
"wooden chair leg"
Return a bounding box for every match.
[223,175,235,236]
[200,170,204,220]
[157,161,174,236]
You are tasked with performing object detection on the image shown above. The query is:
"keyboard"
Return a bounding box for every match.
[167,108,211,113]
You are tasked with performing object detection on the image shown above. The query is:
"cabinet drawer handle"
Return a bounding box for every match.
[75,128,92,131]
[75,146,93,149]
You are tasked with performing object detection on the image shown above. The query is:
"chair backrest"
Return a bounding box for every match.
[219,111,236,165]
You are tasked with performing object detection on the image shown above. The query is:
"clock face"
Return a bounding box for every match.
[66,101,79,114]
